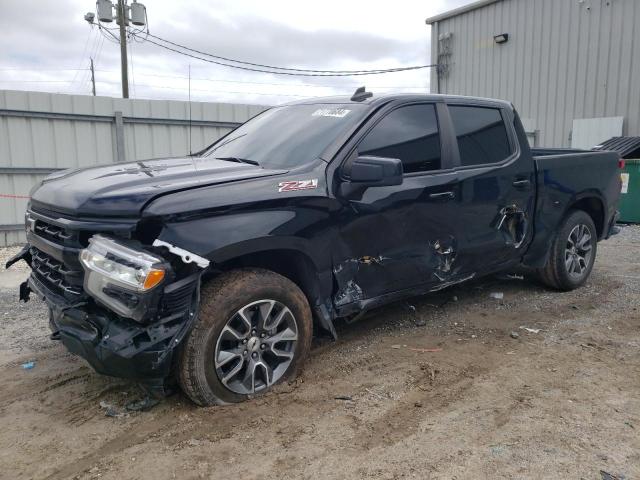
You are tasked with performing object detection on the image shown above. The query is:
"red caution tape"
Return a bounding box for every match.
[0,194,31,199]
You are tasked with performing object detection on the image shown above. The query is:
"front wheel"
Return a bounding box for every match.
[177,268,312,406]
[537,210,597,291]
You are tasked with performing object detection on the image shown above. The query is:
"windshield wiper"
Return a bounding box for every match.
[215,156,260,166]
[205,133,247,155]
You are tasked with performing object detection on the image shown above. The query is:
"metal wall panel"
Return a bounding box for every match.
[571,116,624,149]
[430,0,640,148]
[0,89,267,246]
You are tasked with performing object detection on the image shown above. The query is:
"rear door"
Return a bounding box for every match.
[444,102,536,273]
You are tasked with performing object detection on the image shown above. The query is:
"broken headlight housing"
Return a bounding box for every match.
[80,235,167,321]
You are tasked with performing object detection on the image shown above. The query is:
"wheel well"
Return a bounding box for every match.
[569,197,604,238]
[216,249,322,308]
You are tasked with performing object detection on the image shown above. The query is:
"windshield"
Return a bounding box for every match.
[202,104,366,169]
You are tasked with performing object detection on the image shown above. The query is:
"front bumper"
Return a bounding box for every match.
[24,263,200,396]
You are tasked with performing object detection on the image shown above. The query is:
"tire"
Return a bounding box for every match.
[537,210,597,291]
[177,268,312,406]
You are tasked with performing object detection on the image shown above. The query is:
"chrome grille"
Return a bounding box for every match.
[30,247,83,297]
[33,220,77,246]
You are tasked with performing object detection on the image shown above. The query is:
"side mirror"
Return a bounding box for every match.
[348,155,403,187]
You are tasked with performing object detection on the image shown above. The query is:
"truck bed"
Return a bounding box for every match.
[523,149,621,266]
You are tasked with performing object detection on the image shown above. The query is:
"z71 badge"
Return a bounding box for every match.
[278,179,318,192]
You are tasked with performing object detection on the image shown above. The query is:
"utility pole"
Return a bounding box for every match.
[116,0,129,98]
[90,58,96,96]
[86,0,146,99]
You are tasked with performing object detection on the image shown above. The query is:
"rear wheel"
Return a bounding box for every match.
[538,210,597,291]
[178,268,312,406]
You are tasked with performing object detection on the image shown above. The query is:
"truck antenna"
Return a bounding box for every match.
[188,64,193,156]
[351,86,372,102]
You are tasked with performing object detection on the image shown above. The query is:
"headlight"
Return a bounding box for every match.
[80,235,166,321]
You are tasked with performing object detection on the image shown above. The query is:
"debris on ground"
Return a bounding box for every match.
[408,347,442,353]
[490,292,504,300]
[510,332,520,339]
[404,302,416,313]
[600,470,626,480]
[520,326,541,334]
[334,395,353,401]
[490,445,505,456]
[126,396,161,412]
[414,401,423,408]
[419,363,438,384]
[501,274,525,280]
[415,318,427,327]
[99,401,127,418]
[21,361,35,370]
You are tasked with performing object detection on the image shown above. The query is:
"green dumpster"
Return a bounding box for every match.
[619,159,640,223]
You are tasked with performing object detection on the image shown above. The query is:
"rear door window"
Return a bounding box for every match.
[448,106,512,167]
[357,104,441,174]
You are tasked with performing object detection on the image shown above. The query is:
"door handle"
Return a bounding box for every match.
[429,191,455,200]
[512,179,531,188]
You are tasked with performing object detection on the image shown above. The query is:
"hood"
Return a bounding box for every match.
[30,156,287,217]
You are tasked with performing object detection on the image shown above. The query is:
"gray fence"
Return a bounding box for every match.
[0,90,267,246]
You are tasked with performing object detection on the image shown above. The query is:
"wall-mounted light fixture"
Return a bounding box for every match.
[494,33,509,44]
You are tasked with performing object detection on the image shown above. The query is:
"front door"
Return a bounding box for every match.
[332,102,465,309]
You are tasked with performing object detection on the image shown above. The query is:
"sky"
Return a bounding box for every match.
[0,0,471,106]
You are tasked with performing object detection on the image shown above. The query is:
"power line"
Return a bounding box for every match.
[142,32,434,75]
[0,67,90,72]
[93,70,430,89]
[132,32,436,77]
[129,40,136,97]
[0,80,74,83]
[68,28,94,89]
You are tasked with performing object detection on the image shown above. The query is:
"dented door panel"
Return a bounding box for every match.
[332,170,463,304]
[452,165,535,273]
[442,104,537,274]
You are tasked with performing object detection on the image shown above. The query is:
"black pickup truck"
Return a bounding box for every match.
[7,91,622,406]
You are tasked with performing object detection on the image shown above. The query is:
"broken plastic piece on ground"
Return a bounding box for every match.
[600,470,626,480]
[490,292,504,300]
[519,326,541,334]
[510,331,520,339]
[126,395,161,412]
[21,361,35,370]
[408,347,443,353]
[498,273,525,280]
[99,400,127,418]
[334,395,353,401]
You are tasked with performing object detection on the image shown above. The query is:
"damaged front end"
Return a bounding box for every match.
[7,212,208,397]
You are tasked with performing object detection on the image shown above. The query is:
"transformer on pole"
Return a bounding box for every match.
[84,0,147,99]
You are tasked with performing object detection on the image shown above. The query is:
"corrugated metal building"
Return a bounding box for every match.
[0,90,267,246]
[426,0,640,148]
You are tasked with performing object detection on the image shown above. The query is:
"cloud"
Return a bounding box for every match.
[0,0,469,104]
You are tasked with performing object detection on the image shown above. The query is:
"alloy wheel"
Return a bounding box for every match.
[565,223,593,279]
[214,299,298,394]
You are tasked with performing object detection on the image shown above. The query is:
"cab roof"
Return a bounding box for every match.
[284,92,514,110]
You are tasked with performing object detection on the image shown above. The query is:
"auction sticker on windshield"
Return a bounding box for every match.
[311,108,351,118]
[278,179,318,192]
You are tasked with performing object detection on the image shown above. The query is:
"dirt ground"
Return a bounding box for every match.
[0,227,639,480]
